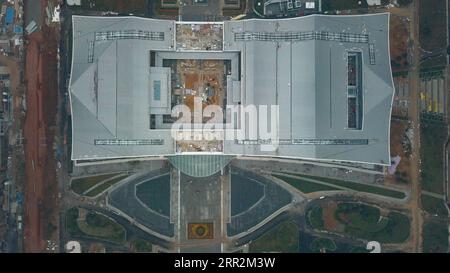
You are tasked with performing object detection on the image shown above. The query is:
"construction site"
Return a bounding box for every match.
[165,59,228,113]
[176,23,224,51]
[164,58,229,153]
[22,0,60,252]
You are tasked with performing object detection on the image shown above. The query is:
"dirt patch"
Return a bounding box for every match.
[322,202,342,232]
[184,73,199,90]
[385,119,411,186]
[23,0,59,252]
[155,0,179,19]
[176,59,226,112]
[116,0,147,13]
[390,15,409,72]
[88,243,106,253]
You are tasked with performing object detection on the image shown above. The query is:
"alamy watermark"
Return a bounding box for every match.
[170,97,280,152]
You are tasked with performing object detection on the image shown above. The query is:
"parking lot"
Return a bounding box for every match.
[419,74,446,114]
[393,76,410,117]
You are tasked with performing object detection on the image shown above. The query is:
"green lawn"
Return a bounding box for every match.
[66,207,83,237]
[420,115,448,194]
[421,195,448,217]
[419,0,447,68]
[71,173,121,195]
[281,172,405,199]
[311,202,411,244]
[371,212,411,244]
[78,212,126,244]
[423,220,449,253]
[250,221,299,253]
[307,206,324,230]
[85,175,128,197]
[66,207,126,244]
[336,203,389,233]
[133,239,153,253]
[350,246,370,253]
[273,174,342,194]
[344,211,410,244]
[310,238,337,252]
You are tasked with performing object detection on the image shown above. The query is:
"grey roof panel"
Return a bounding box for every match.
[223,13,394,164]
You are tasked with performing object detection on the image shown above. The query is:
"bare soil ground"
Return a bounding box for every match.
[390,15,410,72]
[155,0,179,19]
[178,59,225,111]
[23,0,59,252]
[88,243,106,253]
[222,0,247,17]
[385,119,412,186]
[322,202,342,232]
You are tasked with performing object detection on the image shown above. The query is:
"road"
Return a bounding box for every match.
[422,190,446,200]
[407,0,423,253]
[270,171,411,203]
[23,0,60,252]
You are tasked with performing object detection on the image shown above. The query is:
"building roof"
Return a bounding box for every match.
[223,14,394,165]
[70,16,175,160]
[69,14,394,165]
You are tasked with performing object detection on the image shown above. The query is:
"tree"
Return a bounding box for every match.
[398,0,412,7]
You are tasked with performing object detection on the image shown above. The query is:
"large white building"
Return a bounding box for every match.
[69,13,394,166]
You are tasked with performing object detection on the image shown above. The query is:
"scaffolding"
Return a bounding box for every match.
[87,41,94,63]
[235,139,369,145]
[234,31,369,44]
[94,139,165,145]
[95,30,165,41]
[369,43,376,65]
